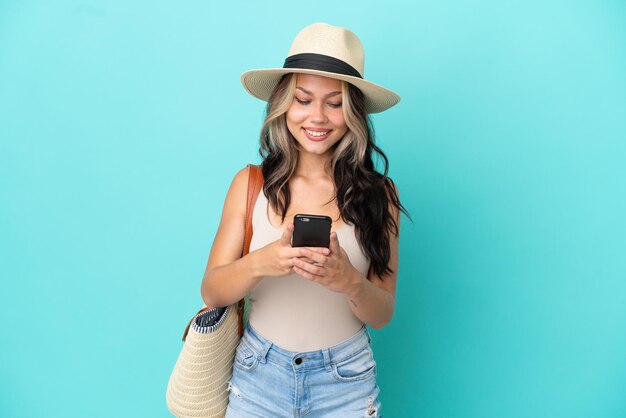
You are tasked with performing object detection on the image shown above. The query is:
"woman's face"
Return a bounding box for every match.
[286,74,348,157]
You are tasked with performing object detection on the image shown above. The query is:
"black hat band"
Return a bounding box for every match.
[283,53,363,79]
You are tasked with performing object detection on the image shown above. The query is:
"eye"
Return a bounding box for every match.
[327,102,342,109]
[295,97,310,105]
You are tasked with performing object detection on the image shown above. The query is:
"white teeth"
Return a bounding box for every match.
[305,129,329,137]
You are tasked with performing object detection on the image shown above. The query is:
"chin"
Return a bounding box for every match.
[302,146,331,156]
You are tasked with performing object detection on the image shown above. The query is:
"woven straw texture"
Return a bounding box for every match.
[166,304,239,418]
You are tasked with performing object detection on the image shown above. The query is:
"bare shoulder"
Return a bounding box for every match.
[222,166,255,223]
[206,166,254,267]
[229,166,252,199]
[233,165,253,184]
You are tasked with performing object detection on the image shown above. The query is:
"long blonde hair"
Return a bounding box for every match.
[259,73,406,277]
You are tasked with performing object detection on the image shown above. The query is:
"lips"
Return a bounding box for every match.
[303,128,331,141]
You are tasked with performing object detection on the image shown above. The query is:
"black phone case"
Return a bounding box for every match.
[292,214,332,248]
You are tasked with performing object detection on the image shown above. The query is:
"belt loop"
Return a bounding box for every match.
[247,323,272,363]
[322,348,332,372]
[258,340,272,363]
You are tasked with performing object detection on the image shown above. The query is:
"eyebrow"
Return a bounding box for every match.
[296,87,342,98]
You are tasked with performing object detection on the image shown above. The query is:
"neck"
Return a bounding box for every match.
[294,151,333,178]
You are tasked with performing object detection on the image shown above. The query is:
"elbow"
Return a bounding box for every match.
[370,294,395,330]
[369,310,394,330]
[370,317,391,330]
[200,280,211,307]
[200,272,218,308]
[200,284,222,309]
[370,322,386,331]
[370,323,385,331]
[200,267,233,309]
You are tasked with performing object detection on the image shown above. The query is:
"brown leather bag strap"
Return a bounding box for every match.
[238,164,263,336]
[183,164,264,341]
[243,164,263,257]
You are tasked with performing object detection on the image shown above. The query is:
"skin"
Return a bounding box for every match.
[200,73,399,329]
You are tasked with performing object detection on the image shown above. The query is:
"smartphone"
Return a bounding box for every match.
[292,214,332,248]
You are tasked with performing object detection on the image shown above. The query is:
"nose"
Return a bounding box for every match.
[310,102,328,124]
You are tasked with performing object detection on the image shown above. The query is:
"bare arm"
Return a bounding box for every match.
[200,167,302,308]
[343,227,398,329]
[345,201,399,329]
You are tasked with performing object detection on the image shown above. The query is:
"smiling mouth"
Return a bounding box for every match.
[303,128,331,139]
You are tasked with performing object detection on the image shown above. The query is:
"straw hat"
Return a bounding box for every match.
[241,22,400,114]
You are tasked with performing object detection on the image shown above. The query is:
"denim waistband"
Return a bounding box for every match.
[241,323,371,371]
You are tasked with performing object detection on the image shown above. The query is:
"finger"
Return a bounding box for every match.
[292,257,325,277]
[280,223,294,246]
[329,231,341,254]
[304,247,331,256]
[282,245,308,260]
[292,265,319,282]
[298,248,328,265]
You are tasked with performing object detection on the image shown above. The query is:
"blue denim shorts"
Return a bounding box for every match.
[225,323,381,418]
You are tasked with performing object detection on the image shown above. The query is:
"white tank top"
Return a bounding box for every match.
[248,191,370,352]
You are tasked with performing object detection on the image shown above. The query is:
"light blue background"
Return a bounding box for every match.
[1,1,625,417]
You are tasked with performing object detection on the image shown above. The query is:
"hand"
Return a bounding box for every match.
[291,231,363,296]
[252,223,303,277]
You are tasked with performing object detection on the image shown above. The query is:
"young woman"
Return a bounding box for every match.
[200,23,406,417]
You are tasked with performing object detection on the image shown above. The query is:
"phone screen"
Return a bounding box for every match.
[292,214,332,248]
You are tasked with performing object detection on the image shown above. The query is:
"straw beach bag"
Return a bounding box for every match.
[166,165,263,418]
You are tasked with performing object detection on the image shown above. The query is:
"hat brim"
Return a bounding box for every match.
[241,68,400,114]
